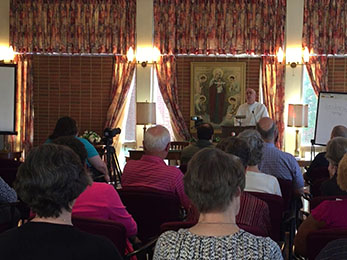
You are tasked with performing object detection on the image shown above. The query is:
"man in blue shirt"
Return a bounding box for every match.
[257,117,304,195]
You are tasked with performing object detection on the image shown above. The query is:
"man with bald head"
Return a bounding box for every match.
[257,117,304,194]
[306,125,347,181]
[235,88,269,126]
[121,125,191,210]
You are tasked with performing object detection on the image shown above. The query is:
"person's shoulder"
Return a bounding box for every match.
[76,136,92,146]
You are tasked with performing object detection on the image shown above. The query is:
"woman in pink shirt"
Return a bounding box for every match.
[294,152,347,256]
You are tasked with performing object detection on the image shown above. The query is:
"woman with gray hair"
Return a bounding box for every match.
[153,148,282,260]
[320,136,347,196]
[238,129,282,196]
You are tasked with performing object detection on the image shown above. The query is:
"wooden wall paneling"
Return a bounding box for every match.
[33,55,113,146]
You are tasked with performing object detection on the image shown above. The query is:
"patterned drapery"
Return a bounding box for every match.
[7,55,34,156]
[154,0,286,55]
[10,0,136,54]
[155,56,191,140]
[305,56,329,96]
[303,0,347,55]
[261,56,285,148]
[302,0,346,96]
[105,56,136,130]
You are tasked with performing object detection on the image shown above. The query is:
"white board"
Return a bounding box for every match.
[0,64,17,134]
[314,92,347,146]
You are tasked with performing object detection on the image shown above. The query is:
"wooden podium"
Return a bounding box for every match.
[221,126,256,138]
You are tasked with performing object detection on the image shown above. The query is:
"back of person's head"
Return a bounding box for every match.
[143,125,170,152]
[49,116,78,140]
[331,125,347,139]
[337,154,347,191]
[184,148,245,213]
[197,123,214,140]
[238,129,264,166]
[216,136,250,168]
[52,136,87,164]
[326,137,347,166]
[256,117,278,142]
[14,144,92,218]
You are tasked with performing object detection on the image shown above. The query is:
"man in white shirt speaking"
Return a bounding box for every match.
[235,88,269,126]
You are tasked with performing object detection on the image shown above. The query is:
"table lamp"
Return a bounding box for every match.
[287,104,308,157]
[136,102,156,140]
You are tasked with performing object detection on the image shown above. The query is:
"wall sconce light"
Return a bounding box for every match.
[126,46,161,67]
[286,46,310,68]
[277,47,284,63]
[0,46,15,63]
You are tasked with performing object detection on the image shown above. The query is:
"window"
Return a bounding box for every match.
[301,67,318,146]
[153,70,175,140]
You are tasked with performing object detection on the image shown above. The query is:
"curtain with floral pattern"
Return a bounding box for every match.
[155,56,191,140]
[262,56,285,148]
[7,55,34,157]
[105,56,136,130]
[10,0,136,54]
[154,0,286,146]
[302,0,346,96]
[154,0,286,55]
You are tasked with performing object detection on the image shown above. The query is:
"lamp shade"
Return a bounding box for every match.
[136,102,156,125]
[287,104,308,127]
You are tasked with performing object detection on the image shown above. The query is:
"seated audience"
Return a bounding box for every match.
[320,137,347,196]
[294,153,347,257]
[52,136,137,240]
[217,137,271,236]
[122,125,191,211]
[0,144,121,260]
[153,148,282,259]
[257,117,304,194]
[0,177,17,203]
[47,116,109,182]
[306,125,347,181]
[238,129,282,196]
[180,123,214,165]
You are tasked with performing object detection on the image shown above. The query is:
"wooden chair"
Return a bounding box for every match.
[170,142,189,150]
[169,142,189,165]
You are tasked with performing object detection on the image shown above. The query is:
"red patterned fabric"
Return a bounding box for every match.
[7,55,34,157]
[303,0,347,55]
[155,56,191,140]
[105,56,136,130]
[262,56,285,148]
[305,56,329,97]
[154,0,286,55]
[10,0,136,54]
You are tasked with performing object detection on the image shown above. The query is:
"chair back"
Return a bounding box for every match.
[307,228,347,260]
[72,215,127,256]
[245,191,284,242]
[309,167,329,197]
[277,178,294,211]
[310,195,347,211]
[0,158,22,168]
[118,186,184,242]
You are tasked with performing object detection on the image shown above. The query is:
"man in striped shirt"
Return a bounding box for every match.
[121,125,191,211]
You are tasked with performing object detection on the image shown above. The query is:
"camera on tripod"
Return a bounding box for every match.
[102,127,122,188]
[103,128,121,145]
[191,116,204,128]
